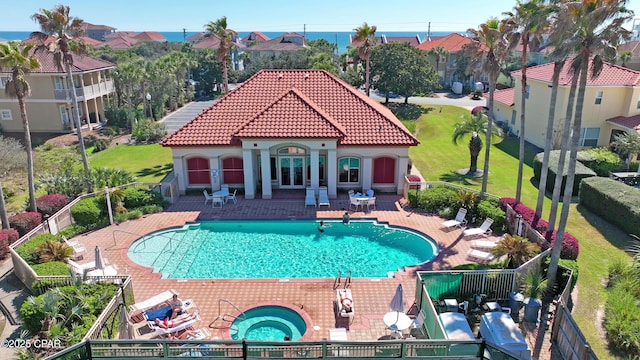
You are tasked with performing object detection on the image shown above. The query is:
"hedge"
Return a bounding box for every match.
[15,233,57,265]
[9,212,43,236]
[70,197,105,227]
[31,261,70,276]
[533,150,596,196]
[122,187,166,209]
[36,194,69,218]
[579,177,640,238]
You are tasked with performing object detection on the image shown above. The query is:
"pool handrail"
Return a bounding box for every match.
[209,298,247,329]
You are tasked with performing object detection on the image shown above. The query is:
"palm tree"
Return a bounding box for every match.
[547,0,633,286]
[611,132,640,170]
[353,22,377,96]
[467,17,517,195]
[492,234,540,268]
[618,50,632,67]
[204,16,235,94]
[504,0,551,204]
[31,5,91,178]
[427,46,449,81]
[0,41,40,212]
[35,241,73,263]
[452,112,501,174]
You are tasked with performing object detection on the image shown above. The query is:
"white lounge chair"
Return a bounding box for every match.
[203,190,213,205]
[470,239,498,250]
[305,188,316,207]
[129,289,179,314]
[318,188,330,207]
[462,218,494,238]
[467,249,495,262]
[336,289,354,322]
[441,208,468,230]
[67,259,96,275]
[63,236,85,254]
[146,314,200,338]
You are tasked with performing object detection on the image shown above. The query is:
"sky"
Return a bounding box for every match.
[3,0,637,34]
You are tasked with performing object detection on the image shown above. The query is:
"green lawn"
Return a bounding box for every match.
[89,144,173,183]
[407,105,632,360]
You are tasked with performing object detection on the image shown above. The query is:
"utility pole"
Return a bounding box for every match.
[427,22,431,42]
[335,33,338,55]
[183,28,187,42]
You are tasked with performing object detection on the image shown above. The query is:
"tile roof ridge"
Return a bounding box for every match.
[325,72,419,145]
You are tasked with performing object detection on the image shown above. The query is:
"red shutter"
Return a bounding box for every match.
[187,157,210,185]
[373,157,396,184]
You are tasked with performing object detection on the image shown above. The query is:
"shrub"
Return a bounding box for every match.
[92,138,110,152]
[0,228,19,244]
[0,235,8,260]
[605,284,640,354]
[123,187,165,208]
[15,234,57,265]
[9,212,43,237]
[90,168,136,189]
[139,204,164,214]
[104,106,133,129]
[476,199,505,231]
[31,261,70,276]
[70,198,104,227]
[36,194,69,218]
[545,231,580,260]
[114,209,143,223]
[579,147,622,176]
[580,177,640,238]
[532,150,596,196]
[132,118,167,143]
[35,241,73,263]
[414,186,458,213]
[607,259,632,288]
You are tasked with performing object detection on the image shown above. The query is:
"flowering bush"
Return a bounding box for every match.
[406,175,421,182]
[36,194,69,218]
[9,212,43,237]
[499,197,579,259]
[0,229,20,260]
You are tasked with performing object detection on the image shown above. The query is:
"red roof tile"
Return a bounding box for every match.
[235,88,346,139]
[161,70,418,147]
[619,40,640,57]
[80,36,103,46]
[104,32,137,41]
[241,31,270,42]
[134,32,166,41]
[492,88,515,107]
[193,36,245,50]
[187,32,205,42]
[511,60,640,86]
[416,33,474,52]
[97,36,138,49]
[1,49,115,73]
[607,114,640,130]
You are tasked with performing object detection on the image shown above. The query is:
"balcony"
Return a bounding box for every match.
[54,79,114,101]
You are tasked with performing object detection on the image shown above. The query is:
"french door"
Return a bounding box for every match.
[280,157,305,188]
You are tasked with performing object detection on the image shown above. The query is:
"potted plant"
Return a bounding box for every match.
[522,272,546,322]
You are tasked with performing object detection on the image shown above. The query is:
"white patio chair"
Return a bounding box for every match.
[227,189,238,204]
[366,197,376,211]
[467,249,494,262]
[203,190,213,205]
[462,218,494,238]
[318,188,330,207]
[470,239,498,250]
[305,188,316,207]
[129,289,179,314]
[349,195,362,211]
[441,208,468,230]
[212,196,224,208]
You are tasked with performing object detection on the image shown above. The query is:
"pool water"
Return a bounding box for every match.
[127,220,438,279]
[230,306,306,341]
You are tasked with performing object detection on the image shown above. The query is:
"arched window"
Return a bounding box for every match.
[338,157,360,183]
[186,157,210,185]
[373,157,396,184]
[222,157,244,184]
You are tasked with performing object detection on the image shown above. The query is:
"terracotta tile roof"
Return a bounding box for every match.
[235,88,346,139]
[193,36,245,50]
[492,88,515,106]
[80,36,103,46]
[416,33,474,52]
[22,35,102,47]
[1,49,115,74]
[134,31,166,41]
[511,60,640,86]
[104,32,137,41]
[187,32,205,42]
[619,40,640,57]
[80,22,115,31]
[607,114,640,130]
[382,35,422,46]
[161,70,418,147]
[241,31,270,42]
[97,36,138,49]
[246,33,307,52]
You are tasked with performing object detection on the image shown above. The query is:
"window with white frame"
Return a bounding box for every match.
[0,75,9,89]
[53,76,65,90]
[0,109,13,121]
[338,157,360,183]
[595,91,603,105]
[580,127,600,147]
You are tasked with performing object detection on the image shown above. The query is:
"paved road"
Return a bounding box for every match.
[369,90,487,110]
[159,99,216,135]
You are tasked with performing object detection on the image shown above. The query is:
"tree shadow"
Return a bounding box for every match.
[439,171,482,187]
[576,204,635,250]
[494,137,537,167]
[384,103,433,120]
[135,163,173,179]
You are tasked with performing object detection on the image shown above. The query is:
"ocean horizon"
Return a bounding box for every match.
[0,30,459,54]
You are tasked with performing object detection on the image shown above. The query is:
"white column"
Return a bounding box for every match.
[80,76,91,130]
[209,157,220,191]
[260,149,272,199]
[397,157,410,195]
[310,149,319,191]
[242,149,256,199]
[91,75,101,124]
[327,149,337,198]
[174,158,186,194]
[362,156,373,191]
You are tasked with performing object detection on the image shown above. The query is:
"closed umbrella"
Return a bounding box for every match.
[390,284,404,313]
[95,246,105,270]
[118,304,134,340]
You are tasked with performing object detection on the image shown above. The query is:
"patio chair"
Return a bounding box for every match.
[305,188,316,207]
[366,189,374,197]
[227,189,238,204]
[441,208,468,230]
[470,239,498,250]
[462,218,494,239]
[318,188,330,207]
[203,190,214,205]
[467,249,494,262]
[348,194,362,211]
[212,196,224,208]
[366,197,376,211]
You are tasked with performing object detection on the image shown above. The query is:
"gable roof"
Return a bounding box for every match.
[97,36,138,49]
[1,50,115,74]
[607,114,640,131]
[104,32,138,41]
[416,33,474,52]
[80,22,115,31]
[246,33,307,52]
[161,70,418,147]
[511,60,640,86]
[241,31,270,42]
[193,36,245,50]
[134,32,166,41]
[492,88,515,107]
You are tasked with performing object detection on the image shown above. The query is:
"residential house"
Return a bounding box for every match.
[97,31,165,49]
[133,32,166,42]
[416,33,483,88]
[160,70,418,199]
[244,32,307,60]
[348,34,422,48]
[492,60,640,150]
[192,32,245,71]
[240,31,270,47]
[80,22,116,41]
[618,40,640,71]
[0,50,116,135]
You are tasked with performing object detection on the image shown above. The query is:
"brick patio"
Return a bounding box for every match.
[68,192,557,359]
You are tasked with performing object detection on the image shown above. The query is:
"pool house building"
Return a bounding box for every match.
[161,70,418,199]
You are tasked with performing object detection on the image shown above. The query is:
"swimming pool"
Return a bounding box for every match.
[229,305,308,341]
[127,220,438,279]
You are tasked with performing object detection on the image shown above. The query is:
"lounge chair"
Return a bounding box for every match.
[203,190,213,205]
[318,188,330,207]
[467,249,495,262]
[305,188,316,207]
[470,239,498,250]
[462,218,494,238]
[63,236,85,254]
[441,208,468,230]
[86,265,118,277]
[129,289,179,314]
[336,289,354,323]
[67,259,96,275]
[147,314,200,338]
